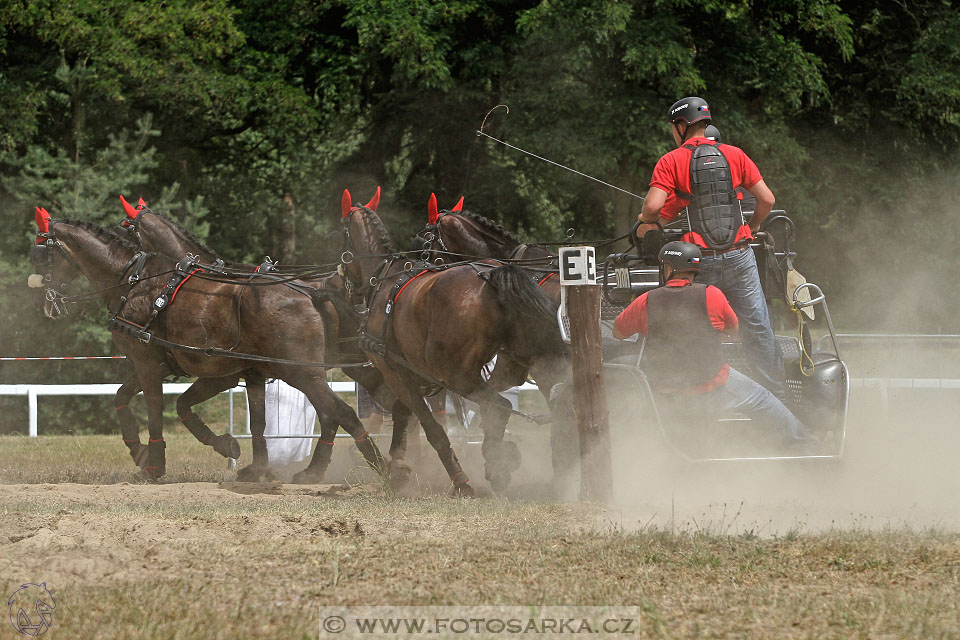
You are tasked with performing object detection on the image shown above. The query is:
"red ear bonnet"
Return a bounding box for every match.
[341,189,352,219]
[34,206,50,240]
[451,196,464,213]
[120,194,139,219]
[365,186,381,211]
[428,193,439,225]
[137,197,147,209]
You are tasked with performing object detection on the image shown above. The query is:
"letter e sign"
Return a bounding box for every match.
[559,246,597,285]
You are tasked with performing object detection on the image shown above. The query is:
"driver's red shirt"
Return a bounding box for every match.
[651,136,761,248]
[614,279,739,393]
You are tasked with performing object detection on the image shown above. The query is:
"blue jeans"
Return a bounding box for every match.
[697,246,787,400]
[699,368,808,443]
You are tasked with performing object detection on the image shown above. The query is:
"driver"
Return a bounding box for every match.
[635,97,787,401]
[613,241,811,447]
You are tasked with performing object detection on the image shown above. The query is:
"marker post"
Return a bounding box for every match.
[559,246,612,502]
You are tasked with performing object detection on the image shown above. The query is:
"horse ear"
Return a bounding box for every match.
[119,195,139,219]
[34,206,50,234]
[428,193,439,224]
[365,186,381,211]
[451,196,464,212]
[341,189,352,219]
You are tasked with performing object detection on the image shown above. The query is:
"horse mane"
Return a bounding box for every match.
[62,219,142,255]
[146,210,221,259]
[455,210,523,245]
[356,206,396,253]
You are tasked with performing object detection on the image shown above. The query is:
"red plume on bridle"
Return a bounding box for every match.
[341,186,382,219]
[428,194,464,224]
[119,194,142,219]
[34,206,51,242]
[366,186,380,211]
[428,193,439,225]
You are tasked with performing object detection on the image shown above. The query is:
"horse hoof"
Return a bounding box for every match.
[139,440,166,479]
[291,467,325,484]
[450,483,475,498]
[237,464,275,483]
[212,433,241,459]
[387,460,412,490]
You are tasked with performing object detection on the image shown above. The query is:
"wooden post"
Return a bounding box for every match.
[559,247,612,502]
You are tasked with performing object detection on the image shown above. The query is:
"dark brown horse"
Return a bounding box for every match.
[416,193,561,302]
[339,189,569,493]
[29,208,386,481]
[116,195,416,485]
[413,195,588,480]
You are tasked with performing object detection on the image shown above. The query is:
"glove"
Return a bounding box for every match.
[641,227,663,265]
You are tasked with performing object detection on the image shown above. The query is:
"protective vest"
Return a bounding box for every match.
[643,283,725,391]
[676,142,743,250]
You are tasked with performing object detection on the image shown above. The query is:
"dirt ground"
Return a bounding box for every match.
[1,382,959,639]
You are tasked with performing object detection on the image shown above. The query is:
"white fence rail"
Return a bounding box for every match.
[0,381,541,437]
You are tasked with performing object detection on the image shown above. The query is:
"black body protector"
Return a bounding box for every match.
[644,283,725,390]
[677,142,744,251]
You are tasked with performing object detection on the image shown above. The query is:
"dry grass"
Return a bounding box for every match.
[0,435,959,639]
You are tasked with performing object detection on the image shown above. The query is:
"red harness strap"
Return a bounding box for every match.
[394,269,431,303]
[169,268,202,305]
[536,272,558,287]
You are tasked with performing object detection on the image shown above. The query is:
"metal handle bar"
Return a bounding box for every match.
[792,282,826,308]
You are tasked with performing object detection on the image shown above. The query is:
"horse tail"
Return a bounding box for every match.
[481,265,567,357]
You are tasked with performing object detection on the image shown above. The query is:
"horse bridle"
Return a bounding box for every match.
[29,222,82,317]
[338,207,393,302]
[30,221,152,318]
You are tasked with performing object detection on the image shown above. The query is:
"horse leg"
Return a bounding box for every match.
[136,369,167,480]
[343,365,415,483]
[474,389,519,492]
[387,400,414,489]
[290,414,338,484]
[114,374,148,467]
[236,374,277,482]
[374,365,474,496]
[285,375,387,480]
[175,376,241,459]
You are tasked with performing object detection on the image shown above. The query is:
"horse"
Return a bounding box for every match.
[339,188,569,493]
[116,195,417,486]
[415,193,561,301]
[412,195,589,481]
[29,208,387,482]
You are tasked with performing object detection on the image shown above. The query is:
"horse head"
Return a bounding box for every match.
[28,207,80,319]
[414,193,465,264]
[338,186,394,291]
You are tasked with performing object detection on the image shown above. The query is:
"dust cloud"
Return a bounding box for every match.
[596,176,960,535]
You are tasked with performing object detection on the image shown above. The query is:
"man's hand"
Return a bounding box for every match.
[636,220,660,238]
[753,230,774,248]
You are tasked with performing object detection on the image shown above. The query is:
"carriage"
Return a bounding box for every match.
[557,210,849,462]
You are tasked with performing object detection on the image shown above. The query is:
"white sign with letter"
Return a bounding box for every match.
[558,246,597,286]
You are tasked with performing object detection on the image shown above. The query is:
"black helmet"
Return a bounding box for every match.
[667,97,711,125]
[658,241,702,273]
[704,124,721,142]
